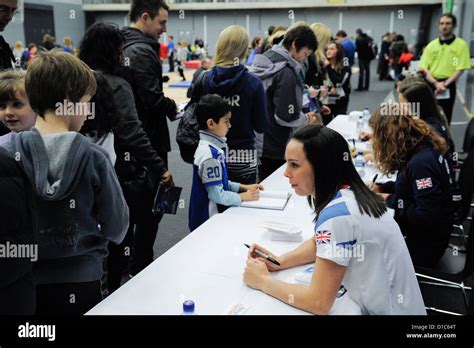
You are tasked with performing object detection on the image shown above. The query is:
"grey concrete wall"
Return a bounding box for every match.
[92,5,443,56]
[2,0,85,48]
[2,3,447,56]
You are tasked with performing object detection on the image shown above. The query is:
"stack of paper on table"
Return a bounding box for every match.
[294,266,314,284]
[261,221,303,242]
[241,191,291,210]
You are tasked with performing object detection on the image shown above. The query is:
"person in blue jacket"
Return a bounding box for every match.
[335,30,355,67]
[370,107,455,267]
[202,25,268,184]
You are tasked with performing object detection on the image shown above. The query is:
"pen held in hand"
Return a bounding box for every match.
[244,244,281,266]
[372,174,379,184]
[371,174,379,190]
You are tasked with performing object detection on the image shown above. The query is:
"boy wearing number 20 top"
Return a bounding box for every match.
[189,94,264,232]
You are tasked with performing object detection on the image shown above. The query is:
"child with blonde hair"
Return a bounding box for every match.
[0,70,37,145]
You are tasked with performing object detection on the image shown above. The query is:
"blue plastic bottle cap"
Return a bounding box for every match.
[183,300,195,313]
[358,151,363,156]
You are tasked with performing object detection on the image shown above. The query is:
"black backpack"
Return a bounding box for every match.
[176,70,207,164]
[368,38,377,61]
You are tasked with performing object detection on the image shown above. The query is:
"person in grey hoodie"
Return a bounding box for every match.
[249,24,318,180]
[1,50,129,315]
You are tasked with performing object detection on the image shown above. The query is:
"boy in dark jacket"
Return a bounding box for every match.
[2,50,129,315]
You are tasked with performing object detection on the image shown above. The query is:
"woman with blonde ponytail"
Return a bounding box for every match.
[201,25,268,184]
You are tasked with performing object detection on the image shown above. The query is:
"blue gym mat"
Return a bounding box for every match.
[169,81,192,88]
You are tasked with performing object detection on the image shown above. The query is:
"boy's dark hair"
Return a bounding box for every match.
[25,50,97,118]
[336,30,347,38]
[80,71,122,139]
[283,25,318,52]
[291,124,386,220]
[129,0,169,22]
[79,22,125,74]
[196,94,231,130]
[440,13,457,27]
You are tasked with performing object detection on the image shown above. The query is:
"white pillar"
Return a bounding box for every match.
[389,11,394,33]
[339,12,343,30]
[246,14,250,36]
[203,15,208,47]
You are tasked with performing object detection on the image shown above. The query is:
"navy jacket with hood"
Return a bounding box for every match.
[384,144,454,267]
[202,64,268,151]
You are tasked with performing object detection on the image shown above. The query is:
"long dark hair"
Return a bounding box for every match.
[399,80,452,137]
[80,71,122,139]
[291,125,386,220]
[326,40,345,73]
[79,22,125,75]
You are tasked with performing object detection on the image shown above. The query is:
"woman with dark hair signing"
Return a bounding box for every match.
[243,124,425,315]
[369,108,456,267]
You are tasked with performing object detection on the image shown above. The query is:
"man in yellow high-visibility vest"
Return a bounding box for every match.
[419,13,471,124]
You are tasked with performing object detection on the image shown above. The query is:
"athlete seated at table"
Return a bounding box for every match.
[243,124,426,315]
[359,76,455,147]
[369,107,456,267]
[189,94,264,232]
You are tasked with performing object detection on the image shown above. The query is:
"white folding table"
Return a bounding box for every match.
[87,115,383,316]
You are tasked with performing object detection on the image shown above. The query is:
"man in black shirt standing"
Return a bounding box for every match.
[355,28,375,91]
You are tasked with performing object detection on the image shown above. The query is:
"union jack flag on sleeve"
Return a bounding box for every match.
[315,230,332,245]
[416,177,433,190]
